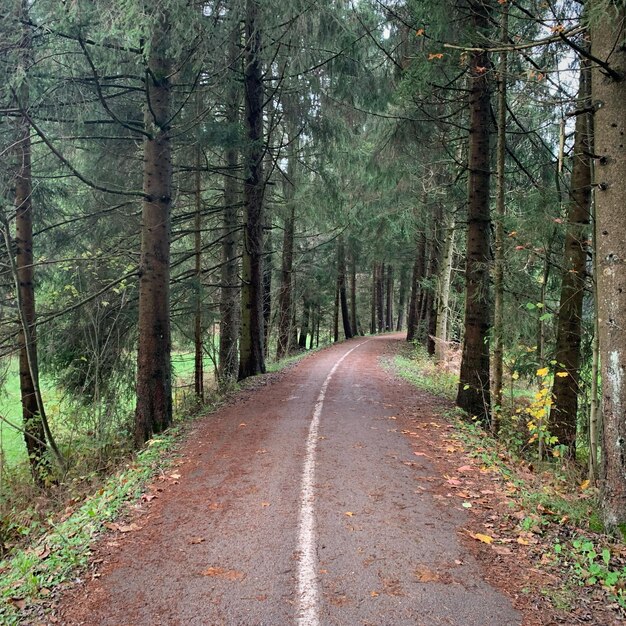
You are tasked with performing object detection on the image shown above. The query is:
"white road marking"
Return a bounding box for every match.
[296,341,368,626]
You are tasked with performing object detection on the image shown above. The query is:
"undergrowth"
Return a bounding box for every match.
[0,432,179,624]
[394,343,626,615]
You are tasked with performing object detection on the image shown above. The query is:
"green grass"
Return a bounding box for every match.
[392,345,458,399]
[0,360,63,468]
[0,351,216,471]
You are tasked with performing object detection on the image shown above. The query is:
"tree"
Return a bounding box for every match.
[456,0,493,425]
[551,57,592,458]
[238,0,266,380]
[591,1,626,531]
[219,18,242,383]
[134,9,174,446]
[11,0,49,481]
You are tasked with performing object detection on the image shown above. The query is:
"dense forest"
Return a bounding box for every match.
[1,0,625,559]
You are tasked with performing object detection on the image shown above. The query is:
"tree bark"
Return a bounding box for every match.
[396,265,409,331]
[426,212,441,356]
[385,265,393,331]
[591,4,626,531]
[456,0,492,425]
[263,218,272,356]
[338,237,353,339]
[377,262,385,333]
[193,135,203,402]
[218,21,241,383]
[135,12,173,446]
[407,230,426,342]
[238,0,266,379]
[11,0,49,482]
[370,264,377,334]
[551,58,592,457]
[276,101,297,360]
[350,253,357,334]
[435,215,456,362]
[492,4,508,427]
[299,297,310,349]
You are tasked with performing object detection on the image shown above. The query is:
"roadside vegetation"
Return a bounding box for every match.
[396,343,626,617]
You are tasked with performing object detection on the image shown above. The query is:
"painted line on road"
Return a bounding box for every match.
[296,340,369,626]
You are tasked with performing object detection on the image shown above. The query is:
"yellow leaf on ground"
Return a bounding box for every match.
[556,371,569,378]
[580,479,590,491]
[517,537,530,545]
[468,531,494,544]
[345,511,355,517]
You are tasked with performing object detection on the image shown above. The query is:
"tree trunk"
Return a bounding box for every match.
[238,0,266,379]
[135,13,173,446]
[299,297,310,349]
[338,237,353,339]
[435,215,456,362]
[350,253,357,334]
[333,278,339,342]
[193,136,203,402]
[218,21,241,383]
[276,103,297,360]
[492,4,508,427]
[551,59,592,457]
[407,230,425,342]
[11,1,49,482]
[426,214,441,356]
[591,4,626,531]
[263,218,272,357]
[396,265,409,331]
[385,265,393,331]
[370,264,377,334]
[377,262,385,333]
[456,0,492,425]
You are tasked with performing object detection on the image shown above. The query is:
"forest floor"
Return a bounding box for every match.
[9,334,625,625]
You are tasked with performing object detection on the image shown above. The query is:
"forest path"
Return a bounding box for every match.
[55,335,522,626]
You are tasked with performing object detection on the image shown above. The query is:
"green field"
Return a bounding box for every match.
[0,352,214,470]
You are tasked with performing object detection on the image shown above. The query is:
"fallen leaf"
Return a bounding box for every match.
[457,465,473,473]
[345,511,355,517]
[414,452,429,457]
[8,598,26,610]
[239,423,247,427]
[580,479,590,491]
[467,531,494,544]
[119,523,141,533]
[40,588,51,596]
[517,537,530,545]
[35,546,51,560]
[370,590,380,597]
[462,502,472,508]
[189,537,206,544]
[261,502,271,507]
[415,565,441,582]
[170,473,181,480]
[202,566,246,581]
